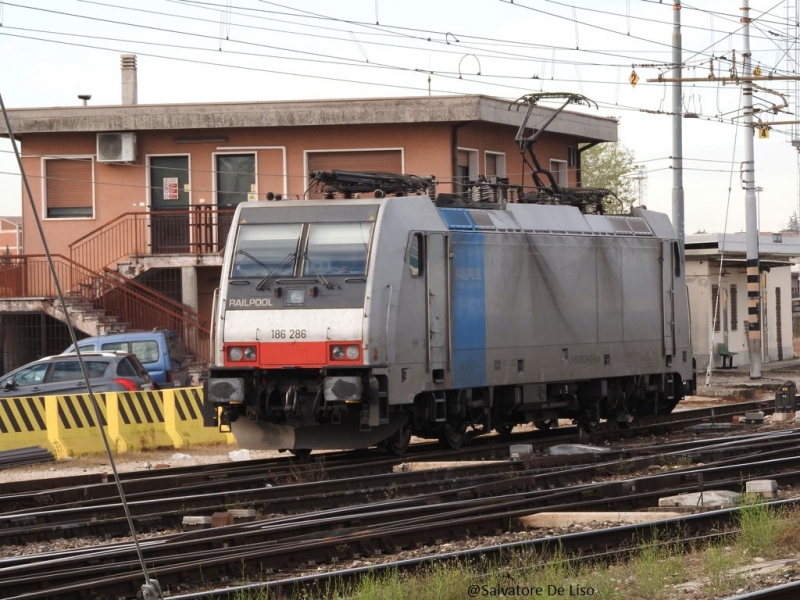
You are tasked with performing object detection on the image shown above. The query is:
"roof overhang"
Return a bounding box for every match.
[0,94,617,142]
[699,257,795,270]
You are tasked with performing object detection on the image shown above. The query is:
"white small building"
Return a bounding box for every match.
[685,232,800,370]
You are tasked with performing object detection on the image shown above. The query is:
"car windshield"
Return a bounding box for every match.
[303,222,373,276]
[230,224,302,278]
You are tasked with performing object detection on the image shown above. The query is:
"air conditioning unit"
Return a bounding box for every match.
[97,132,137,162]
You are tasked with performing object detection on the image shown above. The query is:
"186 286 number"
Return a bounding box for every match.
[271,329,307,339]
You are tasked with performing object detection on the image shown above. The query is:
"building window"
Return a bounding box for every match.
[44,158,94,218]
[456,148,478,190]
[484,152,506,181]
[550,159,567,187]
[567,146,576,167]
[216,153,255,208]
[308,149,402,173]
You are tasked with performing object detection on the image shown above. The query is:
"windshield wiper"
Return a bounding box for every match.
[234,250,271,274]
[255,253,296,291]
[302,252,331,289]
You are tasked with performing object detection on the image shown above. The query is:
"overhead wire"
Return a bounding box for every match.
[1,0,797,234]
[2,0,794,122]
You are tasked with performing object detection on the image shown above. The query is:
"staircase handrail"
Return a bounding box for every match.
[102,267,209,330]
[0,254,210,361]
[69,206,235,276]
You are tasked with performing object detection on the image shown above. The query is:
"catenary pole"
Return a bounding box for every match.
[741,0,762,379]
[672,1,685,252]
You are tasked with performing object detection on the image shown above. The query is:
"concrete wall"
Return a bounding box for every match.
[0,387,234,458]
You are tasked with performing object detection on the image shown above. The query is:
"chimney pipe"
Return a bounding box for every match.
[78,94,92,106]
[121,54,138,105]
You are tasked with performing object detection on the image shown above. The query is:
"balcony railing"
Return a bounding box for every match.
[0,255,211,363]
[69,206,236,275]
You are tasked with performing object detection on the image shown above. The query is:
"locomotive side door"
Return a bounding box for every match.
[661,241,676,358]
[426,232,450,378]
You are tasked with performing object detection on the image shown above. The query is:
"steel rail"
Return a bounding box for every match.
[4,448,800,598]
[0,399,775,500]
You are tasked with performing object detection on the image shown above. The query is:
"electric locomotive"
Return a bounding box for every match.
[203,184,694,454]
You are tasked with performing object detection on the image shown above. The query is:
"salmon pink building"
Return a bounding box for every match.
[0,55,617,373]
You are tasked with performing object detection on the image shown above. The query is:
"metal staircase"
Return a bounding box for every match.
[0,254,211,363]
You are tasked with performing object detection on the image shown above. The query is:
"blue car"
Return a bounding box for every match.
[63,329,190,388]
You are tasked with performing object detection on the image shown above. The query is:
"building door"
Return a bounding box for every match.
[216,153,255,245]
[426,233,449,377]
[150,156,190,253]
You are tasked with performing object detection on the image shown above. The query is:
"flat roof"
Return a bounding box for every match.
[686,232,800,259]
[0,94,617,142]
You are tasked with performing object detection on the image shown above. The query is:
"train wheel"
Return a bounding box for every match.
[439,418,467,450]
[577,418,598,434]
[383,422,412,456]
[533,419,556,431]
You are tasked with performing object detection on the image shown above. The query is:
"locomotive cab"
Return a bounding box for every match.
[205,200,410,450]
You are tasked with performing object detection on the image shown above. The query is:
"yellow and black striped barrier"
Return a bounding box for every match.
[0,388,234,458]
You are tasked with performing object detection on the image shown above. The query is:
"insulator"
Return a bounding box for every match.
[479,182,492,203]
[426,181,437,199]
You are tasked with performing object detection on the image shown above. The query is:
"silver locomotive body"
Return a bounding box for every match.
[204,196,694,452]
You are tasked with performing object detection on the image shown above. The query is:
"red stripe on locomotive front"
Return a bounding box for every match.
[222,341,363,368]
[257,341,328,367]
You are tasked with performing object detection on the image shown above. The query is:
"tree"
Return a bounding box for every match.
[786,211,799,232]
[580,142,638,214]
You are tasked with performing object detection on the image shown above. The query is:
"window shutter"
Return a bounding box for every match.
[308,150,402,173]
[457,150,469,168]
[485,154,497,177]
[46,159,93,208]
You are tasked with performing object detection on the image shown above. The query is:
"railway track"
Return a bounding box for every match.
[160,498,800,600]
[0,403,787,545]
[3,422,799,598]
[0,398,773,501]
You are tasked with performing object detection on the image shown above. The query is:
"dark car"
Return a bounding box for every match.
[0,351,154,398]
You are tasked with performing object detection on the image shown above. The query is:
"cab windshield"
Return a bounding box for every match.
[231,224,302,278]
[303,222,373,276]
[230,222,373,279]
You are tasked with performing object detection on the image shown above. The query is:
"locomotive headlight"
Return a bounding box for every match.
[243,346,256,361]
[331,345,345,360]
[346,345,360,360]
[228,347,244,361]
[285,288,306,306]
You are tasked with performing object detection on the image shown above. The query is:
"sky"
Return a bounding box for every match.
[1,0,799,236]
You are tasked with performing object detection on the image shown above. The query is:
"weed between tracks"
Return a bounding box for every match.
[217,501,800,600]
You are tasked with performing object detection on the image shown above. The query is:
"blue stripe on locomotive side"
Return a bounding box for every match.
[450,231,487,388]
